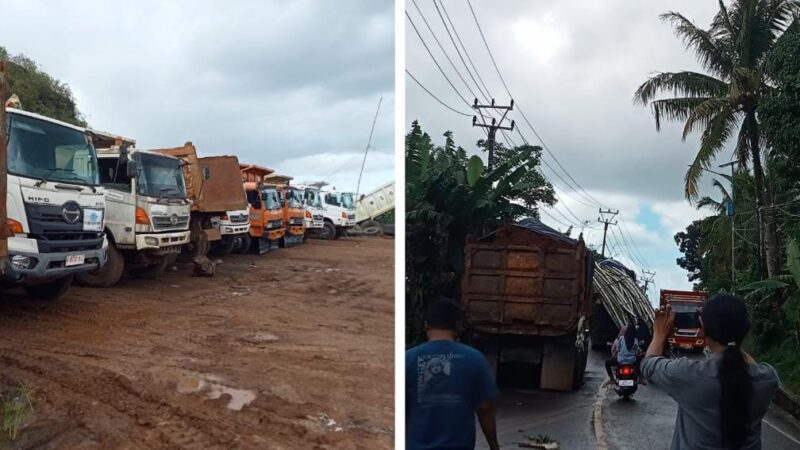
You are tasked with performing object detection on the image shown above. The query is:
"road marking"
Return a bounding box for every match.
[593,380,609,450]
[764,418,800,446]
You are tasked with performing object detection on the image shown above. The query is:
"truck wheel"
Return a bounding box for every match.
[235,234,252,254]
[318,222,336,240]
[76,241,125,288]
[209,239,235,257]
[128,257,170,279]
[24,275,74,301]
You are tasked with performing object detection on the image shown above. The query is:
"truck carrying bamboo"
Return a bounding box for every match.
[592,262,654,330]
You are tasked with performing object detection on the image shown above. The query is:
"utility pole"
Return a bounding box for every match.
[597,208,619,258]
[0,60,8,272]
[355,97,382,201]
[472,98,514,171]
[642,270,656,294]
[719,161,737,287]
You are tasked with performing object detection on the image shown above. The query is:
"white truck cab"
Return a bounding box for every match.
[295,183,325,233]
[76,134,190,287]
[304,182,356,240]
[2,108,108,300]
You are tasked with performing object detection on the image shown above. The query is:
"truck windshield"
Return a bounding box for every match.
[304,189,322,208]
[6,112,99,186]
[341,193,355,210]
[136,153,187,198]
[286,188,303,208]
[671,302,702,329]
[262,189,281,211]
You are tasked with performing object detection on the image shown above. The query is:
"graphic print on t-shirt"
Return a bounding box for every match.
[416,353,466,406]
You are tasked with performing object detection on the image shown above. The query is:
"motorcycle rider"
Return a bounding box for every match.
[605,325,640,382]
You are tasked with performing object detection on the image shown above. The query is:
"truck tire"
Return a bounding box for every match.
[209,239,235,257]
[319,222,336,240]
[128,256,170,279]
[76,241,125,288]
[235,234,252,254]
[24,275,74,301]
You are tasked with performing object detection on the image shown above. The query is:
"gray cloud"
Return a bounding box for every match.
[1,0,394,193]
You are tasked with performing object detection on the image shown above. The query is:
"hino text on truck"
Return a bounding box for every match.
[76,131,191,286]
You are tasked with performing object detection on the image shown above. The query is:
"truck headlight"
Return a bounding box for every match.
[11,255,37,270]
[145,237,159,246]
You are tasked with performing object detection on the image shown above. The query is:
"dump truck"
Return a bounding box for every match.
[1,107,108,300]
[76,132,191,286]
[241,164,285,254]
[152,143,249,260]
[660,289,708,351]
[294,184,324,235]
[312,184,356,239]
[355,181,395,235]
[275,184,306,247]
[460,218,593,391]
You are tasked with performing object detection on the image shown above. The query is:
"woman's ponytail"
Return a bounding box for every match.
[701,294,752,449]
[718,343,751,448]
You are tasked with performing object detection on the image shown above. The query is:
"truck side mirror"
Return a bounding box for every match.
[126,160,138,178]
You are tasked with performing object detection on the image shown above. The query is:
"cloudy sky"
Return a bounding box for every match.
[1,0,394,194]
[406,0,731,304]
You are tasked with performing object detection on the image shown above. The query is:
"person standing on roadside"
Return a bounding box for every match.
[406,299,499,450]
[641,294,780,449]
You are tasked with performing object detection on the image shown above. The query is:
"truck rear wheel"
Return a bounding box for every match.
[24,275,74,301]
[235,234,252,254]
[209,239,235,257]
[319,222,336,240]
[76,241,125,288]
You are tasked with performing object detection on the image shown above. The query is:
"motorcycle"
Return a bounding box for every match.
[614,364,638,400]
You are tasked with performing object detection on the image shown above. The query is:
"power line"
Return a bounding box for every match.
[405,69,472,117]
[438,0,494,102]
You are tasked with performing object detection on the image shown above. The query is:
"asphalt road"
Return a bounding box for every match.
[477,350,800,449]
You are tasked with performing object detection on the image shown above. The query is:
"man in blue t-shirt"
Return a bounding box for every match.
[406,299,499,450]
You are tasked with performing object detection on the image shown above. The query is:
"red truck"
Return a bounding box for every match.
[660,289,709,351]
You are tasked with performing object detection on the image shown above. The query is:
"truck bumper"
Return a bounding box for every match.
[136,231,190,254]
[2,239,108,286]
[220,223,251,236]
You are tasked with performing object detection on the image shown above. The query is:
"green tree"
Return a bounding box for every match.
[0,46,86,126]
[634,0,799,278]
[405,121,553,345]
[476,139,556,210]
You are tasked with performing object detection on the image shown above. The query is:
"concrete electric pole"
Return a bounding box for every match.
[471,98,514,171]
[598,208,619,258]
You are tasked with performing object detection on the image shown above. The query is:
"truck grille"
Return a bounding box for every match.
[35,232,105,253]
[347,213,355,220]
[312,214,323,221]
[229,213,249,224]
[267,219,283,229]
[152,214,190,231]
[289,217,304,225]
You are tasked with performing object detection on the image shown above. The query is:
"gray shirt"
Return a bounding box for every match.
[641,353,779,450]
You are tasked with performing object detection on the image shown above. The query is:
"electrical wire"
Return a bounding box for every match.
[405,69,472,117]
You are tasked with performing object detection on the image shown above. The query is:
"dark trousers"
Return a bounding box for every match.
[605,357,618,379]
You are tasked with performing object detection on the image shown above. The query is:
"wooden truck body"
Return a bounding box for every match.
[461,219,593,391]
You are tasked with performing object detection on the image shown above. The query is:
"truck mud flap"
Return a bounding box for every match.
[281,234,304,248]
[541,336,580,391]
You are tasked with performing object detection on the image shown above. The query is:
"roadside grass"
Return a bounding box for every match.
[757,340,800,394]
[1,382,36,440]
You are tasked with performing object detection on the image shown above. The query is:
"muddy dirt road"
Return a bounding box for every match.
[0,237,394,449]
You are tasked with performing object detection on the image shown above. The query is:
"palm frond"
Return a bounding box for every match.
[660,11,734,76]
[649,97,709,131]
[685,109,738,199]
[682,97,732,139]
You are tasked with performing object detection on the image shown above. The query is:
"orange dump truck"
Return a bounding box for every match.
[240,164,285,254]
[152,142,249,259]
[265,175,305,247]
[660,289,708,352]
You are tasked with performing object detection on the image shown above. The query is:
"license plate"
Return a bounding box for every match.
[65,255,85,267]
[680,343,693,349]
[618,379,634,387]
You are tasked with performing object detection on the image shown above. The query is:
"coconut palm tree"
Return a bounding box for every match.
[634,0,799,277]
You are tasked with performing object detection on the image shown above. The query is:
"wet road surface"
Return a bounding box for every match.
[477,350,800,449]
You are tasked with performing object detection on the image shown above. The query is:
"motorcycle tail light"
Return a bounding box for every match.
[619,366,633,376]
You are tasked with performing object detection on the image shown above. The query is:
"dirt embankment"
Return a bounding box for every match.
[0,237,395,449]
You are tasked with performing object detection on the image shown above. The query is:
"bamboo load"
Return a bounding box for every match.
[592,262,654,328]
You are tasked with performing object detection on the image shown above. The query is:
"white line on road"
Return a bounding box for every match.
[593,380,609,450]
[764,418,800,446]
